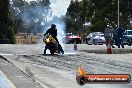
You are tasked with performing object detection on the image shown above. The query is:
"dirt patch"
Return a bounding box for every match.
[16,33,42,44]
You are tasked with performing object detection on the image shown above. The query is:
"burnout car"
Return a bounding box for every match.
[63,33,81,44]
[86,32,105,45]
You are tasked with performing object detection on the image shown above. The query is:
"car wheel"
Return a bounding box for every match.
[79,41,81,44]
[128,39,132,46]
[93,39,95,45]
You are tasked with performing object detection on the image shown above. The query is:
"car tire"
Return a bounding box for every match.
[93,39,95,45]
[128,39,132,46]
[79,41,81,44]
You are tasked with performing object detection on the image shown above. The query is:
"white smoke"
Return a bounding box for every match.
[18,0,71,44]
[42,0,72,53]
[12,0,72,53]
[43,0,71,44]
[49,0,71,17]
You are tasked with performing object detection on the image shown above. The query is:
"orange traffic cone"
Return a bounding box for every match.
[107,40,112,54]
[74,40,77,50]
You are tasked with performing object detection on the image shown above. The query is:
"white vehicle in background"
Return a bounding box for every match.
[86,32,106,45]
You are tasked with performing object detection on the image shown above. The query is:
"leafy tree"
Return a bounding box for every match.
[66,0,132,37]
[10,0,51,33]
[66,0,94,35]
[66,0,81,33]
[0,0,16,44]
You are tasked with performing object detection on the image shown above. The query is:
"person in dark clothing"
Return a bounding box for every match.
[44,24,64,54]
[112,27,118,46]
[44,24,59,43]
[117,27,125,38]
[116,27,125,48]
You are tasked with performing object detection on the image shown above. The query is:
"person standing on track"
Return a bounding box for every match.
[104,25,115,48]
[113,27,118,46]
[116,27,125,48]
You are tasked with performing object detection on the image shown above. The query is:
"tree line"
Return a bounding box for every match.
[10,0,51,33]
[0,0,16,44]
[0,0,51,44]
[0,0,132,43]
[66,0,132,37]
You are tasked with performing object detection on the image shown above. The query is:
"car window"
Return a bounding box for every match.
[93,33,97,37]
[66,33,78,37]
[66,33,72,36]
[87,33,93,37]
[100,34,104,37]
[127,31,132,35]
[72,34,77,36]
[94,32,103,36]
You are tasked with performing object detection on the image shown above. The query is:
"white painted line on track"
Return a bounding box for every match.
[64,52,77,55]
[0,53,36,56]
[15,54,35,56]
[0,70,16,88]
[0,53,14,56]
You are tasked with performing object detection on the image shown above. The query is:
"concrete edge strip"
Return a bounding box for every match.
[1,55,44,88]
[0,70,16,88]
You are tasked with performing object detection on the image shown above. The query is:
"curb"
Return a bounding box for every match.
[0,70,16,88]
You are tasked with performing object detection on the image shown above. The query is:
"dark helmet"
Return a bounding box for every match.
[51,24,56,29]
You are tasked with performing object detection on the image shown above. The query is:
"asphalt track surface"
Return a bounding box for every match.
[0,44,132,88]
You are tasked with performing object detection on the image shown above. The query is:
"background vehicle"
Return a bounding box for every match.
[63,33,81,44]
[86,32,105,45]
[124,30,132,46]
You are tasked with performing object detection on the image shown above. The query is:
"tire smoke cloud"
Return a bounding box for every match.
[11,0,71,43]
